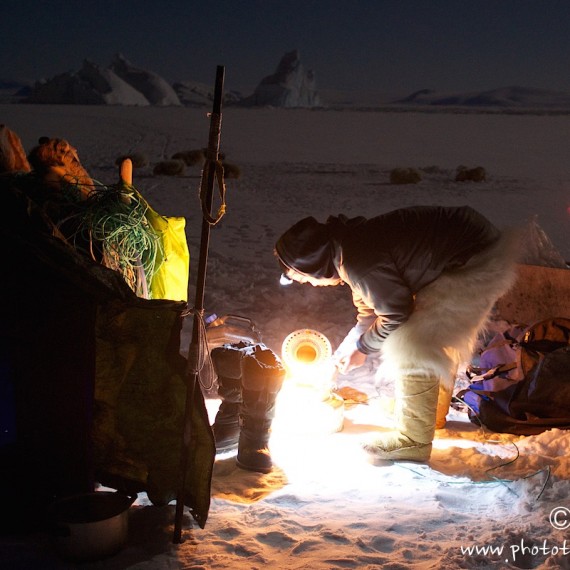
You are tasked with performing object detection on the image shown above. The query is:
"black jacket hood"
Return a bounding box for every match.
[275,216,340,279]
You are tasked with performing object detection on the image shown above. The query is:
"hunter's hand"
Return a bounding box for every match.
[335,348,367,374]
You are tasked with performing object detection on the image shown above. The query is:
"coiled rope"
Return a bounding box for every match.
[60,179,163,297]
[183,306,216,392]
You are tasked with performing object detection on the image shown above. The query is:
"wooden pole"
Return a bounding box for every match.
[173,65,225,543]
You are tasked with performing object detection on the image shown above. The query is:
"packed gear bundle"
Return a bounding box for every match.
[211,342,286,473]
[0,124,211,532]
[1,170,214,530]
[458,317,570,435]
[0,127,189,302]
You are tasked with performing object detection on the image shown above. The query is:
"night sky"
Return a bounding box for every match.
[2,0,570,95]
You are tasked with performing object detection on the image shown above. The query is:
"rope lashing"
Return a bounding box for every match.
[184,306,216,391]
[199,159,226,225]
[199,112,227,225]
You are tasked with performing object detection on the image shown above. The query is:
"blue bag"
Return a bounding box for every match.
[459,318,570,435]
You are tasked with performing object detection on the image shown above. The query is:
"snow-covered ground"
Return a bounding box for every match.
[1,104,569,569]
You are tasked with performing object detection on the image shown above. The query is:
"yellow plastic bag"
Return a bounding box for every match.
[144,205,190,302]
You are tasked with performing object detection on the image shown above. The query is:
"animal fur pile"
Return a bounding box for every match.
[1,125,94,196]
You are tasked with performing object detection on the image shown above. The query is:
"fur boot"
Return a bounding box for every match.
[210,342,252,452]
[364,372,439,461]
[237,346,285,473]
[436,381,454,429]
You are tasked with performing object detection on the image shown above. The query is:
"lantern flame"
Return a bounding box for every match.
[281,329,336,397]
[274,329,344,435]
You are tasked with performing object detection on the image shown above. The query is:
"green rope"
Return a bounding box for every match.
[353,395,552,501]
[60,180,163,296]
[395,444,551,502]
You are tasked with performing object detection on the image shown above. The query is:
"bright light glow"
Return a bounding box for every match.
[432,438,481,450]
[279,273,293,286]
[274,329,345,436]
[274,384,345,436]
[280,329,334,399]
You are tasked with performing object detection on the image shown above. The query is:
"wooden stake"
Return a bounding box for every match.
[173,64,225,543]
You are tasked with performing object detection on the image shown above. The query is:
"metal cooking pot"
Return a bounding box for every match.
[48,491,137,562]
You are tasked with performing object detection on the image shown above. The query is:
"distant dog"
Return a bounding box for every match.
[153,159,186,176]
[456,165,487,182]
[171,149,205,167]
[390,167,422,185]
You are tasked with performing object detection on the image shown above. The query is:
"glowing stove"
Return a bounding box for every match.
[273,329,344,436]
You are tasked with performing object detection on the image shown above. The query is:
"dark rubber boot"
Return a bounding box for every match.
[236,345,285,473]
[210,343,251,452]
[212,378,241,452]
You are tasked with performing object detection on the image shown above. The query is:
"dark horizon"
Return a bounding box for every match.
[2,0,570,95]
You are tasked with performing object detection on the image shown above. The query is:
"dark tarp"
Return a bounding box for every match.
[0,174,215,531]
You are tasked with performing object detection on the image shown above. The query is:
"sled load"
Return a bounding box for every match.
[0,124,214,531]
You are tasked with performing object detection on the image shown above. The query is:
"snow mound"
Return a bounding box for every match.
[172,81,213,107]
[173,81,243,107]
[110,53,181,106]
[395,86,570,110]
[242,50,321,108]
[27,59,150,106]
